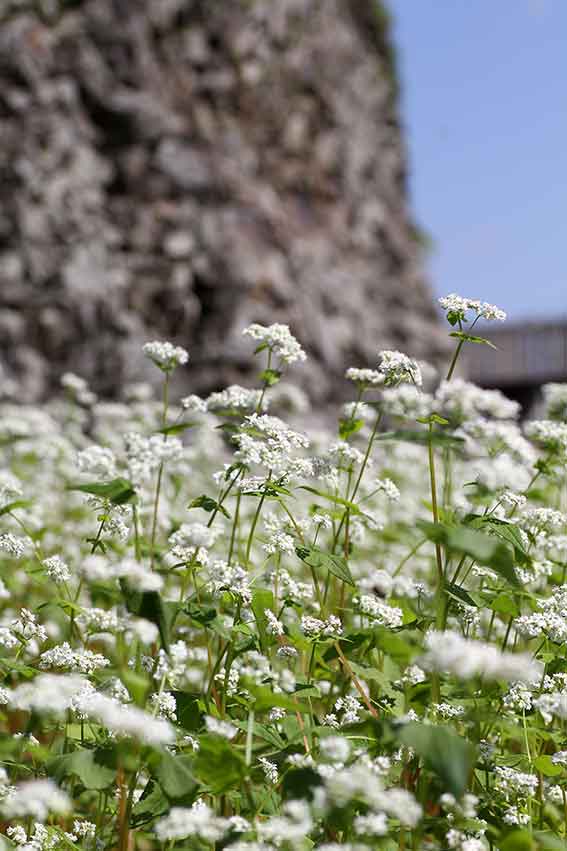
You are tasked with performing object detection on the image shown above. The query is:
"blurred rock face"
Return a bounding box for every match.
[0,0,446,402]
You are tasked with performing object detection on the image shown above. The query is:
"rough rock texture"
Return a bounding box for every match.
[0,0,447,403]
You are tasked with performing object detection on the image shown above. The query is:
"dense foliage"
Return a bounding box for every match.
[2,296,567,851]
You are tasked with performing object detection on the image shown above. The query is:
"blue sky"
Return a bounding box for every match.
[389,0,566,320]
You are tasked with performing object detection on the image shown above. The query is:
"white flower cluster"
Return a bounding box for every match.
[438,293,507,322]
[142,340,189,371]
[243,323,307,365]
[42,555,71,583]
[515,585,567,643]
[355,595,403,628]
[378,350,422,387]
[206,385,265,412]
[542,382,567,421]
[420,630,542,683]
[2,779,71,822]
[345,368,385,387]
[300,614,343,638]
[525,419,567,453]
[39,642,110,674]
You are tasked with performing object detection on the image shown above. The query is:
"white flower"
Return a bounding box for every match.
[355,596,403,629]
[39,642,110,674]
[439,293,506,322]
[75,691,175,746]
[259,757,279,784]
[0,533,27,559]
[243,323,306,366]
[207,385,265,413]
[155,801,229,843]
[345,368,385,387]
[2,780,71,821]
[420,631,542,683]
[378,350,422,387]
[42,555,71,583]
[205,715,237,740]
[265,609,285,637]
[320,736,351,763]
[300,614,343,638]
[374,478,400,502]
[143,340,189,371]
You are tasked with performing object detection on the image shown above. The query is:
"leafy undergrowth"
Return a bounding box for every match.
[1,297,567,851]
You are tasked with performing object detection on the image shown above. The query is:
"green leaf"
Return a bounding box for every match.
[188,494,230,519]
[67,477,137,505]
[173,692,203,733]
[260,368,282,386]
[339,418,364,440]
[417,521,520,587]
[398,723,475,798]
[131,780,170,826]
[159,421,198,436]
[466,514,532,567]
[297,486,362,515]
[534,755,563,778]
[449,330,497,349]
[47,749,115,790]
[533,833,567,850]
[119,669,151,707]
[487,592,520,618]
[244,683,310,713]
[194,734,246,793]
[445,582,479,608]
[295,545,355,587]
[122,588,178,652]
[185,602,217,626]
[498,830,536,851]
[0,499,32,518]
[155,752,197,799]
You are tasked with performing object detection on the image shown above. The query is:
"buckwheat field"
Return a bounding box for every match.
[2,295,567,851]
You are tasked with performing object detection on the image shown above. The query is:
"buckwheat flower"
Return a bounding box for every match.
[11,609,47,644]
[155,801,229,843]
[243,323,306,366]
[79,692,175,746]
[208,560,251,604]
[521,507,567,533]
[269,707,287,722]
[259,757,279,785]
[552,751,567,766]
[525,419,567,454]
[143,340,189,371]
[374,477,400,501]
[115,558,164,592]
[334,695,362,725]
[381,385,433,419]
[181,394,208,412]
[0,533,26,559]
[150,691,177,721]
[432,703,465,720]
[277,645,298,658]
[355,595,403,629]
[257,800,313,844]
[300,614,343,638]
[436,379,519,424]
[207,385,264,413]
[312,513,333,530]
[76,445,117,478]
[320,736,351,763]
[6,825,27,845]
[345,367,385,387]
[42,555,70,583]
[353,813,388,836]
[378,350,422,387]
[8,674,87,715]
[263,531,295,556]
[421,631,542,683]
[542,383,567,421]
[265,609,285,637]
[439,293,506,323]
[205,715,237,740]
[40,642,110,674]
[494,766,538,799]
[500,491,527,509]
[2,779,71,822]
[401,665,426,686]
